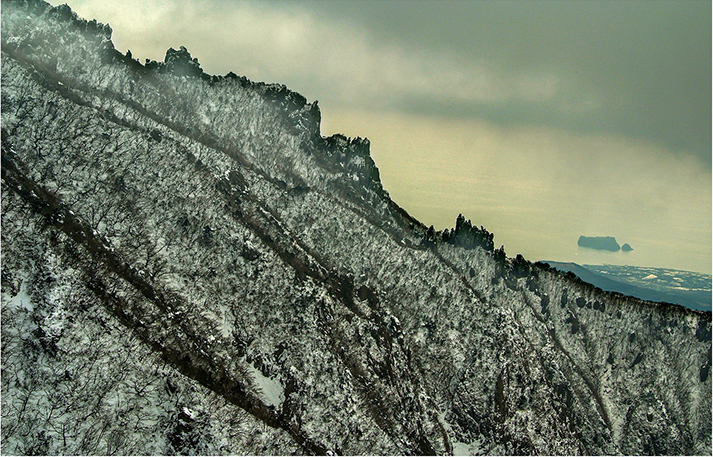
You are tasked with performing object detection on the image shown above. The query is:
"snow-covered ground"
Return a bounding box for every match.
[1,1,710,455]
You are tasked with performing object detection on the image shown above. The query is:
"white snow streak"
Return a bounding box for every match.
[243,357,285,408]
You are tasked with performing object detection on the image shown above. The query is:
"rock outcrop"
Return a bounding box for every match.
[578,235,622,252]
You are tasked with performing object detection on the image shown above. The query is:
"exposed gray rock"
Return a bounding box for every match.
[578,235,621,251]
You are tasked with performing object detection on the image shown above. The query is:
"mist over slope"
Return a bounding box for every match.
[1,1,711,455]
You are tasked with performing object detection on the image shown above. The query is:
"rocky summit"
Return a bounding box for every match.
[1,1,711,455]
[577,236,622,252]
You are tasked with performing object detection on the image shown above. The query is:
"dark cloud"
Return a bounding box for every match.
[292,0,711,164]
[75,0,710,162]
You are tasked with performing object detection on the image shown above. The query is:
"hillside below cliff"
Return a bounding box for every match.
[1,1,711,455]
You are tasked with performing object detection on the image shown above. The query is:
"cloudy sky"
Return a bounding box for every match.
[54,0,711,273]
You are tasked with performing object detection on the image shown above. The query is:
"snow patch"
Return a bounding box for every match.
[453,437,485,455]
[182,406,196,420]
[9,278,33,312]
[243,357,285,408]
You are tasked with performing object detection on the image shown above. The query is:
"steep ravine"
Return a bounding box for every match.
[1,1,710,455]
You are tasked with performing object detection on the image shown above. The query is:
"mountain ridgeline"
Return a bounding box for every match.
[1,1,711,455]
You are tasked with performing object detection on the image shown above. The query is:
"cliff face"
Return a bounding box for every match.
[1,1,711,455]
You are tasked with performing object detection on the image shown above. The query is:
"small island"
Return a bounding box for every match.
[621,243,633,252]
[578,236,625,252]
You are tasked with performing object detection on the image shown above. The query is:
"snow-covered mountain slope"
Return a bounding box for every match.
[1,1,710,454]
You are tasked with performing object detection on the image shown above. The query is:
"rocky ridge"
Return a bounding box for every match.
[1,1,711,455]
[578,236,624,252]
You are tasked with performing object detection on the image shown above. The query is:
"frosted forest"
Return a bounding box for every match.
[1,1,711,454]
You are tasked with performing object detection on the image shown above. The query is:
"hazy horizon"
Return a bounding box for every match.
[51,0,712,274]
